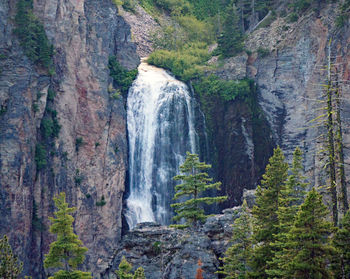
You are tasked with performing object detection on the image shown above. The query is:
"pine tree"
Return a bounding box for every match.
[171,152,227,228]
[44,192,91,279]
[217,3,244,57]
[133,267,146,279]
[219,199,252,279]
[0,235,23,278]
[267,147,308,278]
[249,146,288,278]
[285,188,335,279]
[115,257,133,279]
[332,210,350,278]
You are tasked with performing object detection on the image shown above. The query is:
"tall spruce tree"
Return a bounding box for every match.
[285,188,335,279]
[249,146,288,279]
[219,199,252,279]
[44,192,91,279]
[267,147,308,278]
[171,152,227,228]
[0,235,23,278]
[332,210,350,278]
[217,3,244,57]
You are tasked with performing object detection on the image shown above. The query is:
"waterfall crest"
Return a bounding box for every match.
[125,61,197,229]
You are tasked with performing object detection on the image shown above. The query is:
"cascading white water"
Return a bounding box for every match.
[125,60,197,229]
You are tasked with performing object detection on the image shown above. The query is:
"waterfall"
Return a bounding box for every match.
[125,61,198,229]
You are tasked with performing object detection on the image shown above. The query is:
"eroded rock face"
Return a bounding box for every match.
[0,0,139,277]
[103,208,241,279]
[247,5,350,205]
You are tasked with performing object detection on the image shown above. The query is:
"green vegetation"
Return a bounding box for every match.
[44,192,91,278]
[249,146,289,278]
[75,137,84,152]
[148,42,210,81]
[14,0,53,69]
[41,113,60,140]
[96,196,106,206]
[282,188,335,278]
[194,75,253,102]
[74,169,83,186]
[35,143,47,170]
[171,152,227,228]
[332,211,350,278]
[266,147,308,278]
[32,200,44,232]
[336,0,350,28]
[108,56,138,95]
[115,256,147,279]
[217,4,244,57]
[218,200,252,278]
[0,235,23,278]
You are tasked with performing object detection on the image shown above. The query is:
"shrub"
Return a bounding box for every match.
[35,143,47,170]
[108,56,138,94]
[47,88,56,101]
[14,0,53,69]
[257,47,270,58]
[74,169,83,186]
[147,42,210,81]
[122,0,137,12]
[41,114,60,139]
[32,103,39,113]
[287,12,299,22]
[194,75,253,102]
[96,196,106,206]
[75,137,84,152]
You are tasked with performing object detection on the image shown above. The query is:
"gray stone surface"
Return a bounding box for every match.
[0,0,139,277]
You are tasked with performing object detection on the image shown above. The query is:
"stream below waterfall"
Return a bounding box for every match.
[125,60,199,229]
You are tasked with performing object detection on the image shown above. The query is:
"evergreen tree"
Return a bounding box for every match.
[249,146,288,279]
[332,210,350,278]
[219,199,252,279]
[217,3,244,57]
[115,257,133,279]
[0,235,23,278]
[133,267,146,279]
[267,147,308,278]
[171,152,227,228]
[285,188,335,279]
[44,192,91,279]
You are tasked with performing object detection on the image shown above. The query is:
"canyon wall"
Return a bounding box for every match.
[0,0,138,277]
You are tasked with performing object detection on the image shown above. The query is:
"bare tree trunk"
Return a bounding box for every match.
[326,40,338,226]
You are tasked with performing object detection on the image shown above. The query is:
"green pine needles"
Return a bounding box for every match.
[115,256,146,279]
[218,200,252,279]
[171,152,227,228]
[14,0,54,70]
[0,235,23,278]
[44,192,91,279]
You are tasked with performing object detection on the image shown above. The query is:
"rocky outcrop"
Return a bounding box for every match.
[102,207,243,279]
[0,0,138,277]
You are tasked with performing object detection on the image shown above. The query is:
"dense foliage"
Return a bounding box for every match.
[218,200,252,278]
[147,43,209,81]
[193,75,253,102]
[44,193,91,279]
[0,235,23,278]
[249,146,289,278]
[115,257,147,279]
[171,152,227,228]
[108,56,138,94]
[14,0,53,69]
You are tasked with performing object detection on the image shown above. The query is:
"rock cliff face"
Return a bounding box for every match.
[0,0,349,278]
[247,5,350,204]
[0,0,138,277]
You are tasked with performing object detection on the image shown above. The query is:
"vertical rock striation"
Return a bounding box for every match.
[0,0,139,277]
